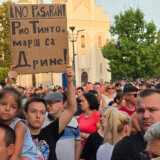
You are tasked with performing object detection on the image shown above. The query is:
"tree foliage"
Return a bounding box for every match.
[0,1,14,68]
[102,8,160,81]
[0,1,14,84]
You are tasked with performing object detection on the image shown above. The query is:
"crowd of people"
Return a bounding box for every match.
[1,65,160,160]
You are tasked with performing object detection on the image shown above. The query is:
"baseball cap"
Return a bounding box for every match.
[44,92,63,102]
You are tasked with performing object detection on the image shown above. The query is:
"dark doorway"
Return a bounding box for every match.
[81,72,88,85]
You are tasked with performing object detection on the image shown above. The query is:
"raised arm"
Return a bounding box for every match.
[59,65,77,133]
[5,65,17,87]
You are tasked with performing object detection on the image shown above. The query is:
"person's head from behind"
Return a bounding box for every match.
[77,87,84,98]
[41,89,53,98]
[44,92,64,119]
[115,83,122,93]
[80,93,99,112]
[136,89,160,133]
[144,121,160,159]
[24,97,47,130]
[0,124,15,160]
[123,85,138,105]
[88,90,98,97]
[19,86,25,95]
[104,107,131,145]
[0,87,22,125]
[139,83,150,93]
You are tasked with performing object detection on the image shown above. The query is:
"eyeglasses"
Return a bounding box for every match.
[47,101,60,106]
[108,88,115,90]
[127,93,138,98]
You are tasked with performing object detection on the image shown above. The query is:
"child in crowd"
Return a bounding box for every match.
[0,87,37,160]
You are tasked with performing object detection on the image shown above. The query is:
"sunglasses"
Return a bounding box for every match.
[108,88,115,90]
[127,93,138,98]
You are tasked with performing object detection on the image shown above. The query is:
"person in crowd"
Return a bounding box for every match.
[22,89,32,105]
[139,82,150,93]
[0,87,37,160]
[24,65,77,160]
[77,87,84,104]
[105,84,116,105]
[111,89,160,160]
[42,90,81,160]
[34,87,42,97]
[55,92,82,160]
[96,107,131,160]
[82,85,88,93]
[75,87,84,117]
[19,86,25,97]
[42,92,64,125]
[108,92,125,108]
[155,83,160,89]
[115,83,122,93]
[143,121,160,160]
[94,82,107,107]
[131,111,141,134]
[41,88,53,98]
[88,89,98,97]
[0,124,15,160]
[87,82,93,91]
[114,92,125,108]
[120,81,125,91]
[78,93,100,148]
[132,83,150,133]
[80,106,109,160]
[118,85,138,116]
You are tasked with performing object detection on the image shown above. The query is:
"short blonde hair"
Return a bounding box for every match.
[104,107,131,145]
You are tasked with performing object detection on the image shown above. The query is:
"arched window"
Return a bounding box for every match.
[81,72,88,85]
[98,36,102,48]
[81,35,85,48]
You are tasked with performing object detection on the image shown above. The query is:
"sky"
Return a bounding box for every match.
[94,0,160,30]
[1,0,160,29]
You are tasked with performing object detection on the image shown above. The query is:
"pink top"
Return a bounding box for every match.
[78,110,100,147]
[118,106,136,116]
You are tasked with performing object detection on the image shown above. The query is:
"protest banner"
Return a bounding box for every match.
[9,4,69,74]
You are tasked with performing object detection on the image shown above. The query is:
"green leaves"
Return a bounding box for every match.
[103,8,160,81]
[0,1,14,85]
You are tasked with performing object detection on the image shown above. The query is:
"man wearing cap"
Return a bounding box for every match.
[111,89,160,160]
[42,92,64,127]
[43,91,82,160]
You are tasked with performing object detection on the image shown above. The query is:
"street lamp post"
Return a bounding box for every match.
[69,26,85,86]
